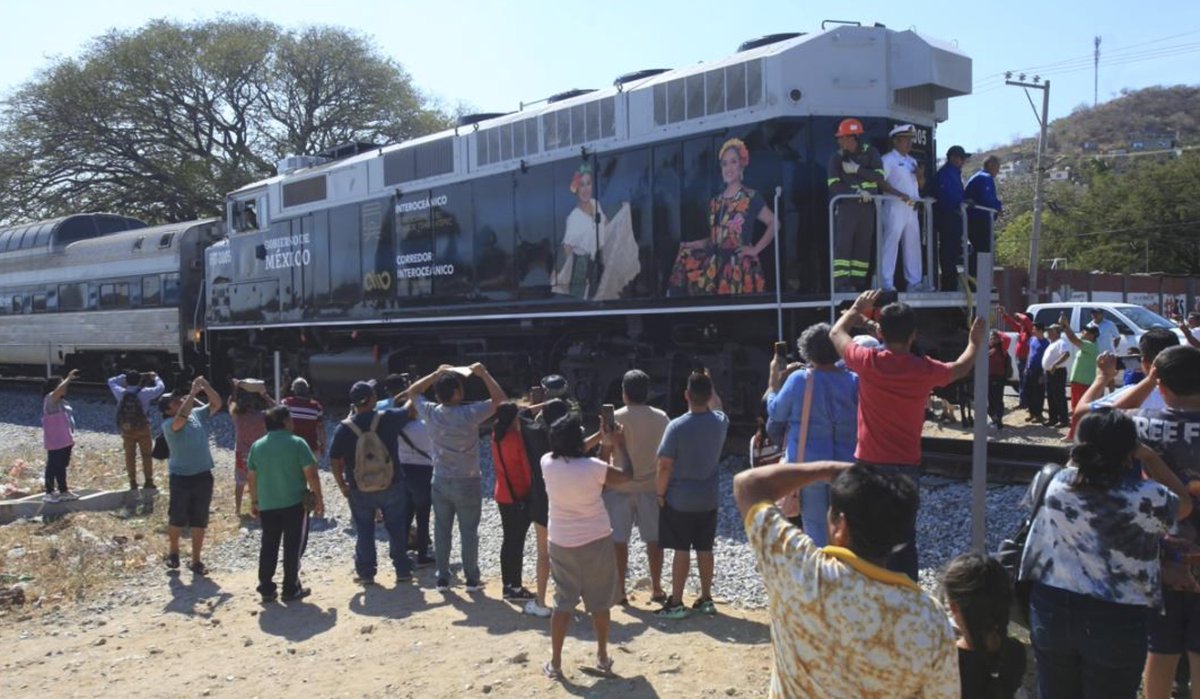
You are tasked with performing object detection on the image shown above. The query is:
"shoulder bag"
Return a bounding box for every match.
[775,372,815,518]
[995,461,1064,627]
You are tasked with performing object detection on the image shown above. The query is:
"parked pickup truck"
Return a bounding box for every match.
[1001,302,1186,372]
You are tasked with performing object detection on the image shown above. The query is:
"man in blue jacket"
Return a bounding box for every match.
[933,145,969,291]
[964,156,1003,284]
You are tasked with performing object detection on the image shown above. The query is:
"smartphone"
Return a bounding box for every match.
[877,289,899,307]
[601,403,616,432]
[774,341,788,360]
[529,386,546,404]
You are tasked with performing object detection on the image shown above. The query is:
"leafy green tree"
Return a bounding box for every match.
[0,18,450,224]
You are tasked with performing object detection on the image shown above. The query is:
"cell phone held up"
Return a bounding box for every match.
[601,403,616,432]
[774,341,788,360]
[529,386,546,405]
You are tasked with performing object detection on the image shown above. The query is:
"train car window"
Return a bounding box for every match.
[282,176,327,208]
[433,183,475,298]
[685,73,705,120]
[746,59,763,106]
[32,224,53,248]
[99,284,115,308]
[58,283,86,311]
[46,288,58,312]
[515,163,555,298]
[360,199,394,305]
[667,79,685,124]
[0,295,8,315]
[725,63,747,111]
[705,68,726,117]
[32,293,46,312]
[158,233,174,249]
[472,176,514,299]
[395,191,433,299]
[541,112,559,152]
[652,142,684,295]
[653,83,667,126]
[595,148,653,299]
[142,276,161,306]
[600,97,615,139]
[162,274,180,305]
[329,204,361,304]
[681,136,715,245]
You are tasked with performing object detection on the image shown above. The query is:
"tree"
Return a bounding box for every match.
[0,18,451,224]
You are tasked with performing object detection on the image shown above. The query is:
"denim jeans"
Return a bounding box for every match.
[431,476,482,583]
[800,483,830,548]
[347,479,412,580]
[404,465,432,556]
[1029,582,1149,699]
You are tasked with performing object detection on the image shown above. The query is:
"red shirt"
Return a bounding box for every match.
[281,395,324,453]
[491,429,532,504]
[1002,313,1033,360]
[842,343,955,466]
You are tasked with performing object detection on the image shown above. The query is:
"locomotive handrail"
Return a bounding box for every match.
[960,202,1000,292]
[772,186,783,341]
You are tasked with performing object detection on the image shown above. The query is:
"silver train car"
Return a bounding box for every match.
[0,215,221,378]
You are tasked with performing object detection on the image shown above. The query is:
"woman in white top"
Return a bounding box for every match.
[540,414,633,680]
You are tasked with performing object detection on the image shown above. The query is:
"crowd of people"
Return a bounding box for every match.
[32,283,1200,697]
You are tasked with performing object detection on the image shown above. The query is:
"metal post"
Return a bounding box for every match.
[970,219,995,553]
[273,350,282,402]
[960,202,971,289]
[46,343,52,379]
[828,196,839,323]
[922,199,935,291]
[873,196,884,289]
[773,186,783,341]
[1007,76,1051,306]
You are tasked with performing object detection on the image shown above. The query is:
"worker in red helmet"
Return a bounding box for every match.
[826,118,896,293]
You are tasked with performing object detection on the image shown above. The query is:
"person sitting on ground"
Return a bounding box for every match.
[767,322,858,546]
[941,553,1026,699]
[733,461,959,698]
[831,289,984,579]
[403,363,506,593]
[280,377,325,459]
[247,406,324,603]
[491,402,538,603]
[329,380,412,586]
[602,369,670,606]
[1019,410,1190,699]
[655,370,728,619]
[107,369,166,491]
[541,413,633,681]
[41,369,81,503]
[159,377,223,576]
[377,373,435,567]
[516,395,571,618]
[229,378,276,517]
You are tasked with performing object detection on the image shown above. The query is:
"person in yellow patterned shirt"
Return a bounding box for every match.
[733,461,959,698]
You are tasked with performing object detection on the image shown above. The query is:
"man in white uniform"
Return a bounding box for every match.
[880,125,928,292]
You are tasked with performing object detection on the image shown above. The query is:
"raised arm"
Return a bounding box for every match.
[1059,314,1082,348]
[1075,353,1116,420]
[195,377,222,416]
[470,363,506,416]
[831,290,881,357]
[106,373,126,401]
[948,317,986,382]
[52,369,81,401]
[172,379,201,432]
[404,365,453,403]
[733,461,852,518]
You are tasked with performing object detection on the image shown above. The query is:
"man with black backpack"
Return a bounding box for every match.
[108,369,166,491]
[329,380,413,586]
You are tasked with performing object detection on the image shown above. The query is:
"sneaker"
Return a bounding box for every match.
[353,573,376,586]
[143,481,157,490]
[656,599,691,620]
[415,554,435,568]
[465,580,485,593]
[260,591,278,604]
[43,492,60,504]
[503,586,535,601]
[691,597,717,615]
[58,491,78,501]
[165,552,180,570]
[435,577,450,593]
[189,561,209,576]
[281,587,311,602]
[523,600,552,618]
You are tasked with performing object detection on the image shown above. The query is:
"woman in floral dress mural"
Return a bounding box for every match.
[669,138,775,295]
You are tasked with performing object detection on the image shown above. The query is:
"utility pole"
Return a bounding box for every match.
[1006,74,1051,306]
[1094,36,1101,106]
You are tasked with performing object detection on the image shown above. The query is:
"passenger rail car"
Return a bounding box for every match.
[205,23,975,413]
[0,216,221,377]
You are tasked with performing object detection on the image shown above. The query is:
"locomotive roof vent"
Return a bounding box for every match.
[737,32,804,52]
[276,154,327,176]
[613,69,669,87]
[547,88,595,104]
[317,141,383,162]
[456,112,510,128]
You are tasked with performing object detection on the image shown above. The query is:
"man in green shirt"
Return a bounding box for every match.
[248,406,324,603]
[1060,315,1099,440]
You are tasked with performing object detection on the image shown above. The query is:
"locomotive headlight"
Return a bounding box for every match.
[192,329,203,344]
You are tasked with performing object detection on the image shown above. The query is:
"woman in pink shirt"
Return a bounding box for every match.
[540,414,633,681]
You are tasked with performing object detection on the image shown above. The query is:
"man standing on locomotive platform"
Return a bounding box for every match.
[933,145,970,291]
[108,369,166,491]
[880,124,930,292]
[827,118,914,293]
[964,155,1003,284]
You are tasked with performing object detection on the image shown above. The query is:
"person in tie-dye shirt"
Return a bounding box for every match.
[734,461,959,698]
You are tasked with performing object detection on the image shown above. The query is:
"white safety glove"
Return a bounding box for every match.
[842,160,860,175]
[859,190,873,203]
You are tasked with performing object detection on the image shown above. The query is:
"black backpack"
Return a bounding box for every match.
[116,389,149,433]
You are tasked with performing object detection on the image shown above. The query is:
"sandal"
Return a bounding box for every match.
[650,592,668,604]
[542,661,563,681]
[596,656,615,676]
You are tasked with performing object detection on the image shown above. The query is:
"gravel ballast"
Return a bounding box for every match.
[0,386,1030,606]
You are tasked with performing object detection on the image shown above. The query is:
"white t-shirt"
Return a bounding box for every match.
[1042,338,1073,372]
[881,150,920,200]
[1093,318,1120,353]
[541,453,611,548]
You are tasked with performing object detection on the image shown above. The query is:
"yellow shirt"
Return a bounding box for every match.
[744,502,959,699]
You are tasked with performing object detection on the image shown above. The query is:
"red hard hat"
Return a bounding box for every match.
[835,118,864,138]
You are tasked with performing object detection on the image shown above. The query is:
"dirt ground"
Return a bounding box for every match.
[0,566,772,699]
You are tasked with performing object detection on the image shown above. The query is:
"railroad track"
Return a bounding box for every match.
[921,437,1066,484]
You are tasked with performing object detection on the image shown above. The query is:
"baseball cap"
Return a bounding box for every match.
[541,374,569,399]
[889,124,917,139]
[348,380,377,406]
[946,145,971,160]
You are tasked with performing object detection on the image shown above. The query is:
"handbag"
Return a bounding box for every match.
[495,436,531,512]
[776,372,815,518]
[151,433,170,460]
[995,462,1064,628]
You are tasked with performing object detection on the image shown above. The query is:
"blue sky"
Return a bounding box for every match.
[1,0,1197,153]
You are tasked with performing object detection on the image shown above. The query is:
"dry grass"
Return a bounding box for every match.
[0,437,240,614]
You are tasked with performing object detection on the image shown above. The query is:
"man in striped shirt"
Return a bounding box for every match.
[281,378,325,457]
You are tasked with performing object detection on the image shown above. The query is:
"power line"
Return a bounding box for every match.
[975,28,1200,82]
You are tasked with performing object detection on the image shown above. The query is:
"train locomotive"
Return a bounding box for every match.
[1,22,975,415]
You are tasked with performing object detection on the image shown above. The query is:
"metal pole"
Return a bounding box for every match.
[773,186,783,340]
[922,199,935,290]
[828,196,839,324]
[273,350,282,402]
[1028,81,1051,306]
[46,343,52,379]
[873,196,884,289]
[971,246,994,553]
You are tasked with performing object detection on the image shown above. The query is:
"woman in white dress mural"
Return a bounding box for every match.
[551,163,639,300]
